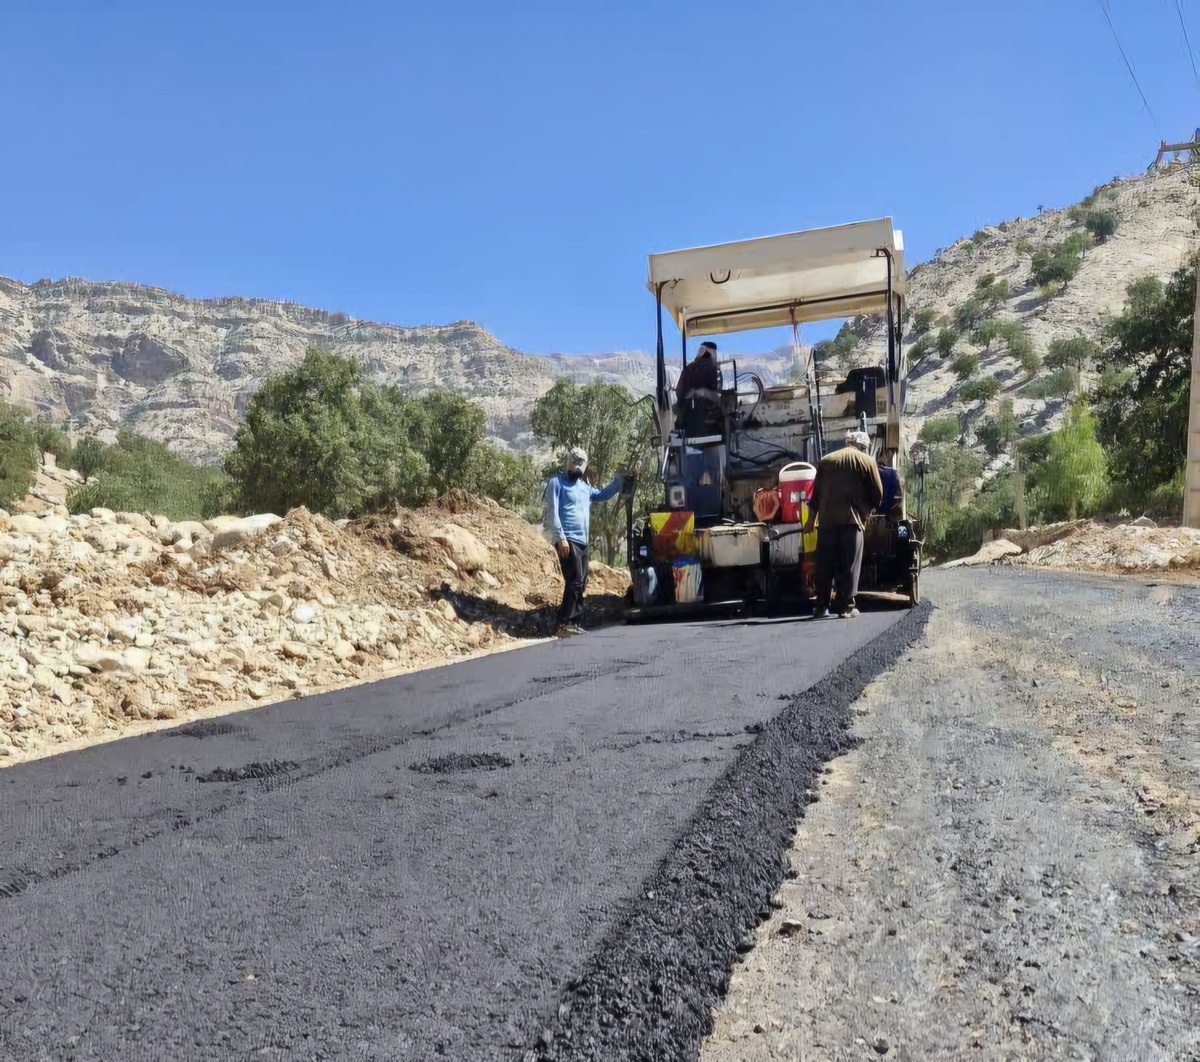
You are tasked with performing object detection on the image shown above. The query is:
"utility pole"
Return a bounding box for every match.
[1151,136,1200,527]
[1189,272,1200,527]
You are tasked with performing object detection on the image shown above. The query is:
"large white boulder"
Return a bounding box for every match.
[9,514,69,540]
[205,513,282,550]
[430,524,490,572]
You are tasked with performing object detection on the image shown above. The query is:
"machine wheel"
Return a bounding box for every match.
[906,572,921,607]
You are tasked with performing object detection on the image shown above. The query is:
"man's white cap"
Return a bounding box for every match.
[846,430,871,451]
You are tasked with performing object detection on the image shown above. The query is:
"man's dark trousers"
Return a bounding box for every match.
[557,540,590,624]
[815,524,863,614]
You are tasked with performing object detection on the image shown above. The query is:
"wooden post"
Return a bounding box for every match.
[1014,449,1027,531]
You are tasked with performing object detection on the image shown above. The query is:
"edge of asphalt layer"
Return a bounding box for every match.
[525,601,934,1062]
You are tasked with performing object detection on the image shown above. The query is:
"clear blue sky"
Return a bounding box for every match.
[2,0,1197,355]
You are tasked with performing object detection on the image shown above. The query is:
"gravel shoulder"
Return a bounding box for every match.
[703,569,1199,1061]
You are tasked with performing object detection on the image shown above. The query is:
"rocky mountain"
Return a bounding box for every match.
[0,277,795,464]
[3,163,1192,471]
[857,163,1199,462]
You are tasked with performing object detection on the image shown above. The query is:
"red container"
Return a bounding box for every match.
[778,462,817,524]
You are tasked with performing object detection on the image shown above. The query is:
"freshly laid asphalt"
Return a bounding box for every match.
[0,605,926,1062]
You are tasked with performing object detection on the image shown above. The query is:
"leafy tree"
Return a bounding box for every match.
[1046,335,1096,372]
[975,399,1019,457]
[1035,398,1106,520]
[69,435,108,482]
[920,416,960,444]
[922,443,989,557]
[813,326,859,371]
[975,273,1010,308]
[1031,233,1087,286]
[1016,344,1042,380]
[951,353,980,381]
[407,389,487,496]
[31,417,72,464]
[1085,209,1119,243]
[996,397,1019,448]
[908,334,935,366]
[224,346,429,519]
[961,375,1003,403]
[910,306,937,337]
[954,296,992,333]
[934,327,960,358]
[976,419,1002,456]
[1093,265,1193,508]
[0,402,37,509]
[973,319,1002,349]
[461,441,540,518]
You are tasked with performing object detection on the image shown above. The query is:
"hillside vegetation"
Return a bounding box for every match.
[848,165,1199,557]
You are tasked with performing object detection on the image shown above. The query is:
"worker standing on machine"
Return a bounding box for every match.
[674,341,721,434]
[802,430,883,619]
[545,447,624,635]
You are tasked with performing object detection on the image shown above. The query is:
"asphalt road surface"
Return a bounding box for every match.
[0,603,926,1062]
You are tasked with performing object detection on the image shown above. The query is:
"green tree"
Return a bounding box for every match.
[953,296,988,333]
[0,402,37,509]
[1037,398,1106,520]
[462,441,541,518]
[1085,209,1119,243]
[1093,266,1193,509]
[224,345,429,518]
[973,319,1002,349]
[910,306,937,337]
[920,416,960,444]
[952,353,980,381]
[934,327,960,358]
[813,326,859,371]
[31,417,72,464]
[69,435,108,482]
[975,400,1019,457]
[1046,335,1097,374]
[1031,233,1087,286]
[407,389,487,496]
[975,274,1010,307]
[961,375,1003,403]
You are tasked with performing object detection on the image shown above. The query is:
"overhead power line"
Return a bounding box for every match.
[1097,0,1159,129]
[1173,0,1200,89]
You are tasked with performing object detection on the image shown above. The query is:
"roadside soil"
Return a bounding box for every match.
[703,568,1199,1061]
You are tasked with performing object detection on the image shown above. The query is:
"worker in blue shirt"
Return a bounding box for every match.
[545,446,624,634]
[876,455,904,520]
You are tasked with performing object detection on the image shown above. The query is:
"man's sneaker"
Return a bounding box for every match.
[838,607,860,619]
[556,623,586,638]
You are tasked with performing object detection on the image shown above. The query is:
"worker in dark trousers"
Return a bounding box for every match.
[802,430,883,619]
[545,446,624,635]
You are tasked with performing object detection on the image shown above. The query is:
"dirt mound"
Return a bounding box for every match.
[945,519,1200,577]
[0,464,629,763]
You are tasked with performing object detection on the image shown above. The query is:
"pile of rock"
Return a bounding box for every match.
[944,518,1200,575]
[0,493,629,761]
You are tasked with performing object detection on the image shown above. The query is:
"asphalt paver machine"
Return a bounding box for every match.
[624,218,923,620]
